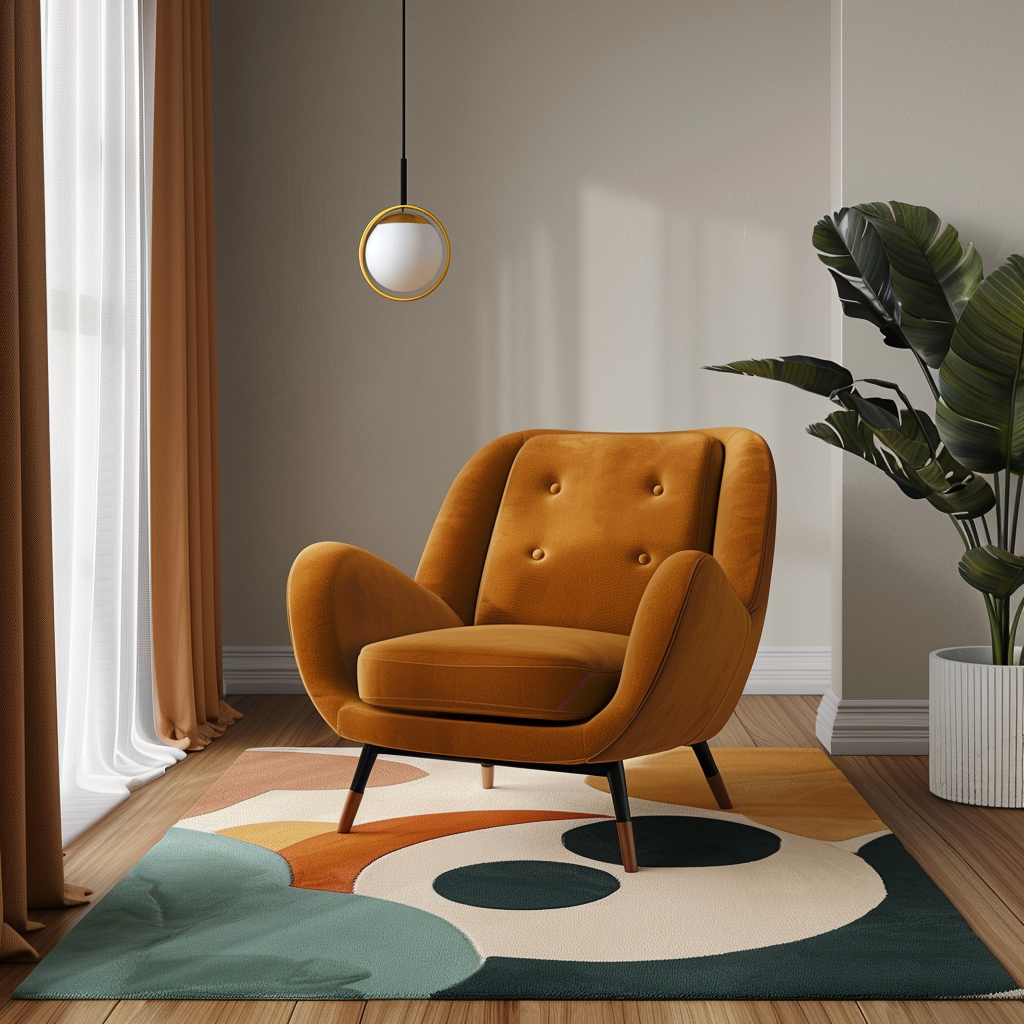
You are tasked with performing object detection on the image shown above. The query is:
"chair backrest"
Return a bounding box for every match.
[418,428,775,637]
[473,432,724,634]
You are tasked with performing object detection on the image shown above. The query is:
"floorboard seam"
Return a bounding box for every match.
[853,1000,874,1024]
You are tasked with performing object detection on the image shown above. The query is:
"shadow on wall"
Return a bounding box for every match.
[471,179,826,647]
[476,181,790,438]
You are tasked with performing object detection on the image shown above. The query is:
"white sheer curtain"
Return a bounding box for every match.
[42,0,184,846]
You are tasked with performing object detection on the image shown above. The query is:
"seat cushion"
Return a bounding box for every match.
[357,624,629,722]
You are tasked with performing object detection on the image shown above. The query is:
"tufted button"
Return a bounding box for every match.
[638,553,651,565]
[549,482,561,494]
[532,548,545,560]
[652,484,664,496]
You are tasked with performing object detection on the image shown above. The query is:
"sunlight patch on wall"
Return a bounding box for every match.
[578,183,666,432]
[475,188,794,444]
[476,224,571,440]
[672,214,790,430]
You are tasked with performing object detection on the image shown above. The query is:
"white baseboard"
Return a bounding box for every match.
[224,645,931,755]
[223,644,831,696]
[743,646,830,694]
[223,646,305,695]
[815,689,929,755]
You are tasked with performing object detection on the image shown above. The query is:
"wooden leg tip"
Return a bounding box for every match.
[481,764,494,790]
[616,821,639,873]
[337,790,363,833]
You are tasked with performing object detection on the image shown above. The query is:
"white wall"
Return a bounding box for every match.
[838,0,1024,699]
[212,0,833,649]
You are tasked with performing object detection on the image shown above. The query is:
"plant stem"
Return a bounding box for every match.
[953,516,1004,662]
[965,518,981,548]
[886,381,936,453]
[1012,472,1024,554]
[1004,597,1012,665]
[1005,469,1013,551]
[951,516,972,551]
[994,471,1004,546]
[990,597,1009,665]
[911,348,940,401]
[1010,596,1024,665]
[981,514,993,545]
[984,593,1001,654]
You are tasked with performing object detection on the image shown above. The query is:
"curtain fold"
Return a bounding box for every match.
[0,0,89,962]
[151,0,239,750]
[43,0,186,847]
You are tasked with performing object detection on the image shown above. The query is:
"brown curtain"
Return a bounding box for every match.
[151,0,240,751]
[0,0,89,962]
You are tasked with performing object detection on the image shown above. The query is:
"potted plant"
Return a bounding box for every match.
[706,201,1024,807]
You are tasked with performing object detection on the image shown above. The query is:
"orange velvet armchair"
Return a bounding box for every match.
[287,429,776,872]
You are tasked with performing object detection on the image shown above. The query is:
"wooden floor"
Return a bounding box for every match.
[2,694,1023,1024]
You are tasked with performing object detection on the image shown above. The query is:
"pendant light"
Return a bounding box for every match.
[359,0,450,301]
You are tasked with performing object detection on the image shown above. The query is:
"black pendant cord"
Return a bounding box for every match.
[400,0,407,205]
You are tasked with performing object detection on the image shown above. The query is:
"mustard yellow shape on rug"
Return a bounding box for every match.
[218,820,337,851]
[587,747,885,840]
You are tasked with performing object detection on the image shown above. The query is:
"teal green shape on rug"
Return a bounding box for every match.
[15,828,480,1000]
[433,859,620,909]
[562,815,781,868]
[15,828,1022,1001]
[436,835,1022,1000]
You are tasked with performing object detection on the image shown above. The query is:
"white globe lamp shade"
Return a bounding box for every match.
[359,206,450,300]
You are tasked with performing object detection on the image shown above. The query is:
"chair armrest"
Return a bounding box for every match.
[592,549,751,762]
[286,542,463,731]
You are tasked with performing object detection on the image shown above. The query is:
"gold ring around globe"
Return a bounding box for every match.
[358,205,451,301]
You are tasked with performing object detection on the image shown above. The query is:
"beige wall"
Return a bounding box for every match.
[838,0,1024,699]
[212,0,832,647]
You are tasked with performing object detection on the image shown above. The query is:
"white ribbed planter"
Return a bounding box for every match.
[929,646,1024,808]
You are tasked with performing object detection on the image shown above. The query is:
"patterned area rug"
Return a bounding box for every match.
[16,746,1022,1000]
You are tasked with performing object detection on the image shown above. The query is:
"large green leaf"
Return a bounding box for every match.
[856,201,983,367]
[919,446,996,518]
[705,352,994,514]
[812,209,909,350]
[703,355,853,397]
[959,545,1024,599]
[830,383,996,518]
[841,391,930,462]
[937,254,1024,474]
[807,410,930,500]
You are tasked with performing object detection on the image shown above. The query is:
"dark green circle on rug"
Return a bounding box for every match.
[432,859,620,909]
[562,815,781,867]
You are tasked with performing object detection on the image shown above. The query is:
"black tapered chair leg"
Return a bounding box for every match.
[692,741,732,809]
[606,761,638,872]
[338,744,379,833]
